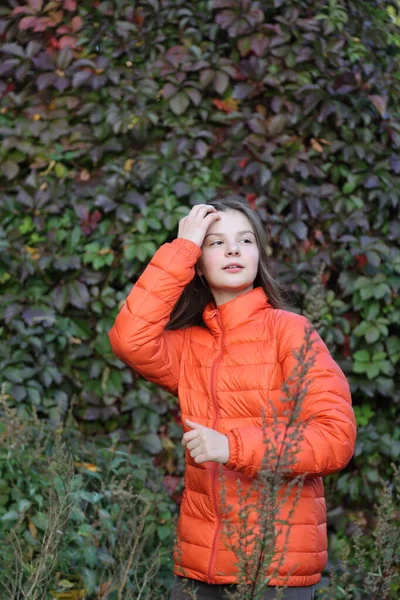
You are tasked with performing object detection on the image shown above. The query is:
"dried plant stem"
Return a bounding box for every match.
[117,497,151,600]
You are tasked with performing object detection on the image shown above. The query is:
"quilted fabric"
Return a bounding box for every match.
[108,237,356,587]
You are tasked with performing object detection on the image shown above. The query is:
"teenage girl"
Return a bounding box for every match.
[108,195,356,600]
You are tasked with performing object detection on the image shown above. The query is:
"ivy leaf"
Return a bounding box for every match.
[72,70,92,88]
[36,72,56,90]
[368,94,387,118]
[140,433,162,455]
[2,161,20,180]
[68,281,90,309]
[214,71,229,95]
[186,88,202,106]
[1,43,25,58]
[200,68,215,88]
[169,92,190,115]
[266,114,286,137]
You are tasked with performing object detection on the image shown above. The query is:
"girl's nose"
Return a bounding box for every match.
[226,244,240,256]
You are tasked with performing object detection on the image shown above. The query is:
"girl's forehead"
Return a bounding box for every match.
[207,209,254,234]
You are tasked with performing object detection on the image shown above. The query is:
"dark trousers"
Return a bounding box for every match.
[170,576,315,600]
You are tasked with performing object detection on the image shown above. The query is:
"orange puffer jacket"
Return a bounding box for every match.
[108,238,356,587]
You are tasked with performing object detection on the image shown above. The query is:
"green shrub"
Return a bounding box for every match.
[0,392,177,598]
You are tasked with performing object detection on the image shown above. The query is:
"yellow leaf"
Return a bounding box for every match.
[39,160,56,176]
[50,590,86,599]
[25,246,41,261]
[57,579,75,589]
[310,138,323,153]
[73,462,100,473]
[124,158,135,172]
[28,518,38,539]
[99,582,112,597]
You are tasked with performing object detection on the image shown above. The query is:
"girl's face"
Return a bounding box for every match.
[197,209,259,306]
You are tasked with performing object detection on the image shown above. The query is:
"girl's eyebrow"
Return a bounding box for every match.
[204,230,255,239]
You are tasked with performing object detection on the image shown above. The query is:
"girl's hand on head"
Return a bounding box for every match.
[182,419,229,464]
[177,204,221,247]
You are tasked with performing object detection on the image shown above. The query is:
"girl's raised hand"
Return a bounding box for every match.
[182,419,229,464]
[177,204,221,247]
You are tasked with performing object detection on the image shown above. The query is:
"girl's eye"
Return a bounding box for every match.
[210,239,252,246]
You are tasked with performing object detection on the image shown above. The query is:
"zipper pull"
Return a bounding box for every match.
[207,309,218,319]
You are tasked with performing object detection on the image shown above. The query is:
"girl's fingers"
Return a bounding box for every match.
[186,438,200,451]
[182,430,199,446]
[189,446,202,458]
[194,453,207,464]
[192,204,217,219]
[193,203,215,212]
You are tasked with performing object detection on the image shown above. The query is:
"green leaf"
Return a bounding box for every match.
[366,364,380,379]
[170,92,190,116]
[1,510,19,521]
[2,161,20,180]
[373,283,390,299]
[214,71,229,95]
[140,433,162,454]
[83,545,98,568]
[32,512,48,531]
[353,350,370,362]
[365,325,380,343]
[136,218,148,234]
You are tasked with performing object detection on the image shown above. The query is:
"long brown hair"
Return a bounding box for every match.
[165,194,285,330]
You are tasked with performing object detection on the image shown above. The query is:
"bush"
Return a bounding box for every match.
[0,388,177,598]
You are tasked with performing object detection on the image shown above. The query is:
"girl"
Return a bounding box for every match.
[108,195,356,600]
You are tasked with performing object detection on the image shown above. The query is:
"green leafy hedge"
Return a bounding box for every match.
[1,0,400,578]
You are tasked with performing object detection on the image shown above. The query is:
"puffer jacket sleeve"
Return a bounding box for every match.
[108,237,202,396]
[225,311,357,479]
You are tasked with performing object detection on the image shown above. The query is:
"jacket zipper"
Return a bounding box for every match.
[207,311,225,583]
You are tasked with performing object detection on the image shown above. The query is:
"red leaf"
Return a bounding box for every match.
[238,158,250,169]
[63,0,77,10]
[33,17,53,32]
[71,15,83,32]
[57,25,70,34]
[19,16,37,29]
[355,254,368,268]
[49,36,60,49]
[12,6,33,15]
[28,0,43,10]
[133,10,144,27]
[59,36,77,49]
[163,475,180,496]
[246,193,257,208]
[212,98,239,113]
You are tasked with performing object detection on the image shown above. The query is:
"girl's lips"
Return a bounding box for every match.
[223,267,243,273]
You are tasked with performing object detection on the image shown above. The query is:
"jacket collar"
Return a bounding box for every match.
[202,287,272,334]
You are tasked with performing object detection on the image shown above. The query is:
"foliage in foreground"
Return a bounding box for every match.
[0,388,176,599]
[1,337,399,599]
